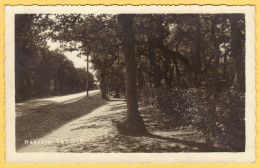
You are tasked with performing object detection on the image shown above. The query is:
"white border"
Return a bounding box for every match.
[5,5,256,163]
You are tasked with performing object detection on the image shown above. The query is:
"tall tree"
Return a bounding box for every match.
[229,14,245,92]
[192,16,202,87]
[118,14,147,134]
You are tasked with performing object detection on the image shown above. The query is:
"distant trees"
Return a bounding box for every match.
[15,14,95,102]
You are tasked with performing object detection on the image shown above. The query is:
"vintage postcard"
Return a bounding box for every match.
[4,5,255,164]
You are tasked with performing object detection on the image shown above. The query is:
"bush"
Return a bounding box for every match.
[139,88,245,151]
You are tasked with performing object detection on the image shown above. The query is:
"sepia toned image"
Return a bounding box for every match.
[5,5,255,163]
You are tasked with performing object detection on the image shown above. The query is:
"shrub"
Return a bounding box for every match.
[139,88,245,151]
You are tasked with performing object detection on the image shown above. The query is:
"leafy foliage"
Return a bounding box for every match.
[15,14,95,102]
[139,88,245,151]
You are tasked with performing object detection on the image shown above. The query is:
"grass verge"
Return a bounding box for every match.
[16,93,107,150]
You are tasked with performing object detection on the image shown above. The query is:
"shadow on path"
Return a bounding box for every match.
[145,132,230,152]
[108,99,126,102]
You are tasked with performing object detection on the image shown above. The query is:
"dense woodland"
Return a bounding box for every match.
[16,14,245,151]
[15,15,95,102]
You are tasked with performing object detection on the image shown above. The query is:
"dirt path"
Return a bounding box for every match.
[18,97,227,153]
[18,99,126,152]
[16,90,100,118]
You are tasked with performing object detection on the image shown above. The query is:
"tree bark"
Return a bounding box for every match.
[229,15,245,92]
[137,66,144,90]
[114,86,120,98]
[210,17,221,90]
[192,20,201,87]
[174,62,182,88]
[118,14,147,135]
[222,49,231,81]
[156,43,194,87]
[100,71,108,99]
[148,44,163,88]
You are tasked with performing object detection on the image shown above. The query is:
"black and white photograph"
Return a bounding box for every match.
[5,5,255,163]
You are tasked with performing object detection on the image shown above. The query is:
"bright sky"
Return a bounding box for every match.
[64,51,87,68]
[47,39,94,72]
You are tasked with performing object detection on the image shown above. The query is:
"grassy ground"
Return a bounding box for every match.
[16,93,107,149]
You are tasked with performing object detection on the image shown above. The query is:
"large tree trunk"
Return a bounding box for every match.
[210,17,221,90]
[156,43,194,87]
[174,62,182,88]
[118,14,147,135]
[114,78,121,98]
[137,66,144,90]
[100,71,108,99]
[114,86,120,98]
[222,49,231,82]
[192,19,201,87]
[229,15,245,92]
[148,44,163,88]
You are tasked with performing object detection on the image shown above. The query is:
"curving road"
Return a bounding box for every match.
[17,99,127,153]
[16,90,100,118]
